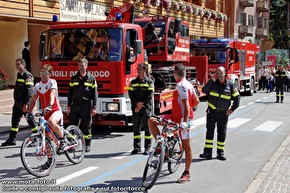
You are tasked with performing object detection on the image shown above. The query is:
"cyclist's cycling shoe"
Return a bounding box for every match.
[177,171,191,183]
[131,148,141,154]
[57,139,66,155]
[199,152,212,160]
[1,138,16,146]
[217,153,226,161]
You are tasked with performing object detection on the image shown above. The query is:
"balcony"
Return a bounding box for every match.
[255,28,268,38]
[239,25,253,36]
[240,0,254,7]
[257,1,269,12]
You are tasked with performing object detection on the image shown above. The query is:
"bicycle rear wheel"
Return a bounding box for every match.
[20,134,56,177]
[142,141,165,190]
[168,137,184,173]
[65,125,85,164]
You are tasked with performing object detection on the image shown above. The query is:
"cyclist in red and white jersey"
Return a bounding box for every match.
[148,63,199,183]
[28,64,65,151]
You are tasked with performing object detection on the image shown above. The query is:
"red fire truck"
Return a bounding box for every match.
[38,3,193,126]
[190,38,260,96]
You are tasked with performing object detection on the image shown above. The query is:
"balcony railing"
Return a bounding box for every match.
[255,28,268,38]
[257,1,269,12]
[239,25,253,36]
[240,0,254,7]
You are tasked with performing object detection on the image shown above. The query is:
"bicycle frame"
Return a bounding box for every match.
[154,117,183,161]
[36,112,79,154]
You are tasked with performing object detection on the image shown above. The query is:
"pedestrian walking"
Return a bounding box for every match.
[67,58,98,152]
[22,41,31,73]
[1,58,37,146]
[148,63,199,183]
[199,66,240,161]
[129,63,154,155]
[274,65,287,103]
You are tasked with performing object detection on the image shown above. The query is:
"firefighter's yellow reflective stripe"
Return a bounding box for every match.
[31,127,37,132]
[207,102,216,110]
[17,79,25,83]
[11,127,19,132]
[205,144,213,148]
[145,135,153,139]
[205,139,214,143]
[134,135,141,139]
[125,86,131,91]
[139,83,150,87]
[84,134,92,139]
[217,145,225,150]
[209,91,219,97]
[217,141,225,146]
[84,82,94,87]
[70,82,79,87]
[128,87,133,91]
[220,94,231,100]
[132,83,140,87]
[232,92,240,97]
[148,87,154,91]
[25,82,34,86]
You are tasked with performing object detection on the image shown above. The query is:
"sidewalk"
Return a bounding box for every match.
[0,89,289,192]
[245,133,290,193]
[0,89,28,134]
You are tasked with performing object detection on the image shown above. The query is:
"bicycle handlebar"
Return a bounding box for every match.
[151,115,180,129]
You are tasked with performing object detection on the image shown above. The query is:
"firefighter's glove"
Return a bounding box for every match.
[180,122,188,130]
[44,105,52,113]
[26,113,34,121]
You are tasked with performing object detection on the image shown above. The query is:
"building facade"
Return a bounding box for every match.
[0,0,228,85]
[224,0,270,52]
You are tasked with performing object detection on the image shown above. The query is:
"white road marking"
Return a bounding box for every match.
[113,156,126,159]
[56,166,99,185]
[238,105,246,109]
[254,121,283,132]
[228,118,251,128]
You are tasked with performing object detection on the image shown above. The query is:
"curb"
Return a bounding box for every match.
[244,133,290,193]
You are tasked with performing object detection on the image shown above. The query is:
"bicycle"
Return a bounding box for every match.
[20,111,85,177]
[142,115,184,190]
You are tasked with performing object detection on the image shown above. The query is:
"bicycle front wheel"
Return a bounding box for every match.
[142,141,165,190]
[168,137,184,173]
[20,134,56,177]
[65,125,85,164]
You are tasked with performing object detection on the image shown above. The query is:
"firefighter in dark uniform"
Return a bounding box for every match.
[129,63,154,155]
[2,58,37,146]
[274,65,287,103]
[67,58,98,152]
[199,66,240,160]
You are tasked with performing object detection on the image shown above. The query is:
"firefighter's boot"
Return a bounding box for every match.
[217,150,226,161]
[143,138,152,155]
[131,138,141,154]
[281,96,284,103]
[199,147,212,160]
[85,139,91,152]
[276,96,279,103]
[1,131,17,146]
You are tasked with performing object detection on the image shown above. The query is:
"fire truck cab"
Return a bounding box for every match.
[39,19,144,126]
[190,38,260,96]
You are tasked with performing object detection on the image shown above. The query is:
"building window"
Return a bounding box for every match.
[248,15,254,26]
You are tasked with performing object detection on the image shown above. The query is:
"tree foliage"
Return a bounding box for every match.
[269,0,289,49]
